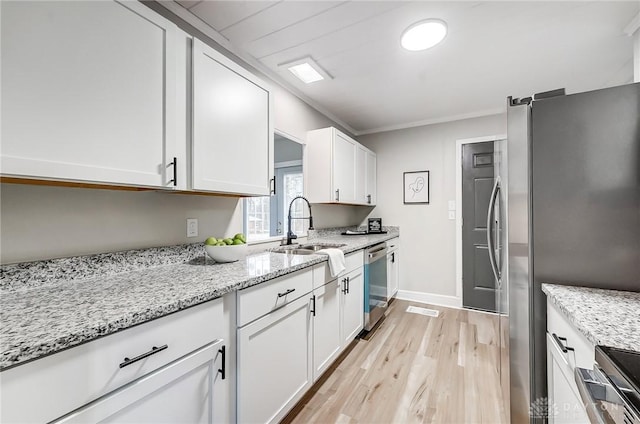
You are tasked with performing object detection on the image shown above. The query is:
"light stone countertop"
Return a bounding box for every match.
[0,228,399,370]
[542,283,640,352]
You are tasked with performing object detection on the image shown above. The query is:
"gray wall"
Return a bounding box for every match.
[359,114,506,300]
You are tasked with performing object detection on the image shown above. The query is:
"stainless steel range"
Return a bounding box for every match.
[575,346,640,424]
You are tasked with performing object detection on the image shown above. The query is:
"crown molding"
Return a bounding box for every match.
[354,108,506,136]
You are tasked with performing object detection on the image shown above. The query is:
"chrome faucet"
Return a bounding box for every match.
[284,196,314,245]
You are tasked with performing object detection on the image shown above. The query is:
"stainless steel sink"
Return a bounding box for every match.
[299,243,346,251]
[271,243,346,255]
[279,249,317,255]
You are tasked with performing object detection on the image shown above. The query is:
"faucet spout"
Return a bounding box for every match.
[285,196,314,245]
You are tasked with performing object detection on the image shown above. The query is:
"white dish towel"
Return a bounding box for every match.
[316,248,346,277]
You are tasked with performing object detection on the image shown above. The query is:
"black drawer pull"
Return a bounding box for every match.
[278,288,295,298]
[552,333,574,354]
[311,295,316,317]
[218,345,226,380]
[120,344,168,368]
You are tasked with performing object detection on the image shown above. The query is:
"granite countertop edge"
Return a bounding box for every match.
[541,283,640,352]
[0,230,398,370]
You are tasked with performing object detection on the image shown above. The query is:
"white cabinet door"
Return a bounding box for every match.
[387,248,399,299]
[355,146,367,204]
[53,340,225,424]
[312,279,342,381]
[547,333,589,424]
[332,132,356,203]
[1,1,178,188]
[192,38,273,196]
[341,268,364,346]
[365,150,377,205]
[237,295,312,424]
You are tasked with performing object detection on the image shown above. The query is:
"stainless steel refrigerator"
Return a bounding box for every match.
[490,82,640,423]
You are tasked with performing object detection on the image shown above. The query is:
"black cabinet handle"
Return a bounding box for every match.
[218,345,226,380]
[552,333,574,353]
[342,278,348,294]
[367,194,371,204]
[311,295,316,317]
[120,344,168,368]
[391,252,395,263]
[346,276,350,294]
[278,288,295,298]
[167,157,177,186]
[270,177,276,195]
[335,189,340,201]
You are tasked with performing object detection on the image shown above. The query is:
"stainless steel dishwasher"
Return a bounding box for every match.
[364,242,388,332]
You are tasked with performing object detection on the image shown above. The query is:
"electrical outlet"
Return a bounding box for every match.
[448,211,456,220]
[186,218,198,238]
[448,200,456,211]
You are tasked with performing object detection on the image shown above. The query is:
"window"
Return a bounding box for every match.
[244,166,304,242]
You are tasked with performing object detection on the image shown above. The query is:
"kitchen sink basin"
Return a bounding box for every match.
[271,243,346,255]
[275,249,317,255]
[299,243,346,251]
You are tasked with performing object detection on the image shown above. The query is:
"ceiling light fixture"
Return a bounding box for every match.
[401,19,447,51]
[279,57,332,84]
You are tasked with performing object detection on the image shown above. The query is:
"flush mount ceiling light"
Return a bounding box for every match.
[279,57,332,84]
[401,19,447,51]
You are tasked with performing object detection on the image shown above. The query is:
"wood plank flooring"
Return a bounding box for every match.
[288,300,508,424]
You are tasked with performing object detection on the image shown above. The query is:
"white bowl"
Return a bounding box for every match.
[205,244,248,263]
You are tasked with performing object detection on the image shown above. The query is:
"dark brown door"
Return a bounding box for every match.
[462,141,496,312]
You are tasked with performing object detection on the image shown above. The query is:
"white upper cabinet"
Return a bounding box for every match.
[192,38,273,196]
[305,127,376,205]
[365,150,377,205]
[0,1,179,188]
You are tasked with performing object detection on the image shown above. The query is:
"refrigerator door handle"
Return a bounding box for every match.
[486,178,501,284]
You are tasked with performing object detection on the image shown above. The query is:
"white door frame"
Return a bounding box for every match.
[455,134,506,303]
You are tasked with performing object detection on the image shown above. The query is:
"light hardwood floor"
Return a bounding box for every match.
[288,299,508,424]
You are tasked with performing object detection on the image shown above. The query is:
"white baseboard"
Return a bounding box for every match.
[396,290,463,309]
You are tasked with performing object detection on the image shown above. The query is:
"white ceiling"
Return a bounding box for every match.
[173,1,639,135]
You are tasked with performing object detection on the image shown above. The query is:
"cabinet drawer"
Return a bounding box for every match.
[386,237,400,252]
[1,298,223,423]
[312,251,364,288]
[237,268,313,327]
[547,302,595,370]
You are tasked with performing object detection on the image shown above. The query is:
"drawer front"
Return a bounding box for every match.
[386,237,400,252]
[1,298,224,423]
[547,302,595,370]
[312,251,364,288]
[237,268,313,327]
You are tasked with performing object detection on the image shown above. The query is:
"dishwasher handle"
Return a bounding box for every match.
[367,246,388,262]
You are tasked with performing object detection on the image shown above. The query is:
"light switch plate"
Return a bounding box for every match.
[186,218,198,237]
[448,200,456,211]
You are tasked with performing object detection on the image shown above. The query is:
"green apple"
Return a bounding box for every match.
[223,238,234,245]
[216,242,226,246]
[232,238,244,245]
[234,233,246,243]
[204,237,217,246]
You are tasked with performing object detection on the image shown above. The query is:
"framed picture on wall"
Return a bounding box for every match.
[403,171,429,204]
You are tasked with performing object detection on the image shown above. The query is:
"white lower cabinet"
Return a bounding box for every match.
[237,294,313,424]
[341,267,364,346]
[386,238,400,300]
[547,333,590,424]
[0,296,233,424]
[546,302,594,424]
[312,278,342,381]
[53,340,225,424]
